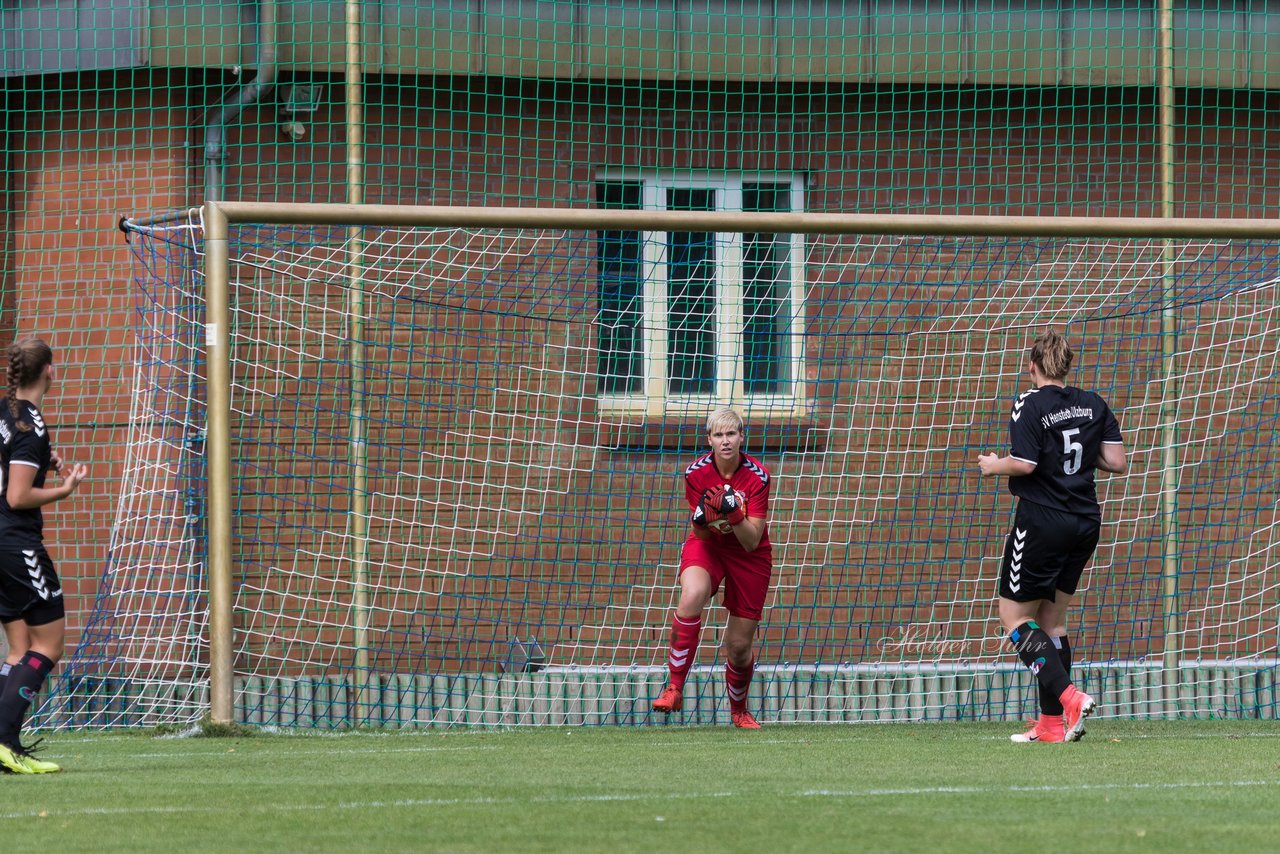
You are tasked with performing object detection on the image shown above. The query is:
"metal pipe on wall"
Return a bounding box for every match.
[203,0,279,204]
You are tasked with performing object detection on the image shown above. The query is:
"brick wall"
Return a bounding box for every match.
[2,71,196,652]
[5,72,1278,674]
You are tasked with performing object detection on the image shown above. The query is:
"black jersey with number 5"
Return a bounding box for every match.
[1006,385,1122,519]
[0,399,52,546]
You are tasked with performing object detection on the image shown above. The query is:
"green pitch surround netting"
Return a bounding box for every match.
[53,205,1279,729]
[9,2,1280,731]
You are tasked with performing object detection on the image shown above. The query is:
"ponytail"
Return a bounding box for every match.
[1029,330,1074,380]
[6,337,53,431]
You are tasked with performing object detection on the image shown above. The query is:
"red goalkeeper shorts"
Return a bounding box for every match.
[679,535,773,621]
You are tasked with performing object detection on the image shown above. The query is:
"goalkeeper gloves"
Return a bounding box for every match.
[714,485,747,526]
[692,487,746,533]
[696,491,727,530]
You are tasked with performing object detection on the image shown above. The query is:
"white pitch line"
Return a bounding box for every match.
[1,780,1274,821]
[114,738,812,760]
[40,737,816,759]
[573,737,817,748]
[979,729,1280,742]
[125,744,504,759]
[798,779,1278,797]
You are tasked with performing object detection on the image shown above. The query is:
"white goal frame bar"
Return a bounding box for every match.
[202,201,1280,724]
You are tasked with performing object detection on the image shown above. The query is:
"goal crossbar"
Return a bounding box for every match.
[203,202,1280,238]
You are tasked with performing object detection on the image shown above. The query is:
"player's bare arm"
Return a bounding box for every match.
[1097,442,1127,474]
[6,459,87,509]
[730,514,766,552]
[977,452,1036,478]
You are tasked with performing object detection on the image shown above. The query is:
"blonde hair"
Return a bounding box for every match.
[705,407,744,436]
[1029,330,1074,380]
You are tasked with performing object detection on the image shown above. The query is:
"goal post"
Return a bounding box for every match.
[113,202,1280,728]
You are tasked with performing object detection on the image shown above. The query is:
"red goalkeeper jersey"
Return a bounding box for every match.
[684,451,772,553]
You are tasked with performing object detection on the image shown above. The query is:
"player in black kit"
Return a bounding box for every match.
[0,338,87,774]
[978,330,1126,743]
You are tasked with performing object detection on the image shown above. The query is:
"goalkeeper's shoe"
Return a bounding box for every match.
[1060,686,1097,743]
[0,742,35,775]
[1010,715,1065,744]
[730,708,761,729]
[653,685,683,713]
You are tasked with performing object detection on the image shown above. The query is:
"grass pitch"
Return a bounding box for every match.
[3,721,1276,852]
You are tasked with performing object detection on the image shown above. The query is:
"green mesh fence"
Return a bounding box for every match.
[1,2,1279,728]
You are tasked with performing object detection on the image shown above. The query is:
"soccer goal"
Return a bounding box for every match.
[72,203,1280,729]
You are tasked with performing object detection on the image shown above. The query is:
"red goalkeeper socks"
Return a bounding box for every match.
[666,614,703,690]
[726,659,754,712]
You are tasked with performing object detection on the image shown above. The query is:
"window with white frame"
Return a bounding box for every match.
[595,173,806,413]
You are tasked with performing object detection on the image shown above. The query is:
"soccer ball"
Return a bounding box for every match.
[707,518,734,536]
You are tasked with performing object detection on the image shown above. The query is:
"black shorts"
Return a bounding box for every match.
[0,546,66,625]
[999,501,1100,603]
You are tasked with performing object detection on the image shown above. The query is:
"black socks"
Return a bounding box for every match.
[1010,621,1071,702]
[0,650,55,744]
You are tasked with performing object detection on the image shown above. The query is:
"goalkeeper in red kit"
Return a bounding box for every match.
[653,407,772,729]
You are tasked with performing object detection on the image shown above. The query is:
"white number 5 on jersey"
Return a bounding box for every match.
[1062,427,1083,475]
